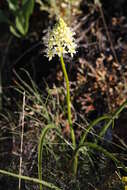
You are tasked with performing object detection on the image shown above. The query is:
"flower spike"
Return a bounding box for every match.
[44,17,77,61]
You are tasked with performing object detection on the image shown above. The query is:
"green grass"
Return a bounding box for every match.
[0,70,127,190]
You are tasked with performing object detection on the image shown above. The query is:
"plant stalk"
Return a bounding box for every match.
[60,55,77,174]
[60,55,76,148]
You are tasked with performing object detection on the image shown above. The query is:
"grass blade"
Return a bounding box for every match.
[38,124,59,190]
[0,169,62,190]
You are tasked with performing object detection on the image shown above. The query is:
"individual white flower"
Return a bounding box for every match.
[44,17,77,61]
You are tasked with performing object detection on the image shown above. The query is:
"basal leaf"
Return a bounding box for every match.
[10,25,21,38]
[15,0,35,36]
[15,12,26,35]
[7,0,19,11]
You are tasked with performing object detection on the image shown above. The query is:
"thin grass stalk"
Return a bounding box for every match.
[75,101,127,174]
[38,124,58,190]
[73,115,110,174]
[74,142,127,173]
[0,169,61,190]
[13,70,38,96]
[79,115,110,146]
[99,100,127,137]
[19,91,25,190]
[20,69,40,98]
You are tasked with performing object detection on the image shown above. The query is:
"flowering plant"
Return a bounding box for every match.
[43,17,77,176]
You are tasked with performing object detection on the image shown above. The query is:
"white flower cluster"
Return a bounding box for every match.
[44,18,77,61]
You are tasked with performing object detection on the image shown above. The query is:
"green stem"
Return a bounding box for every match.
[60,55,77,175]
[0,169,61,190]
[60,55,76,148]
